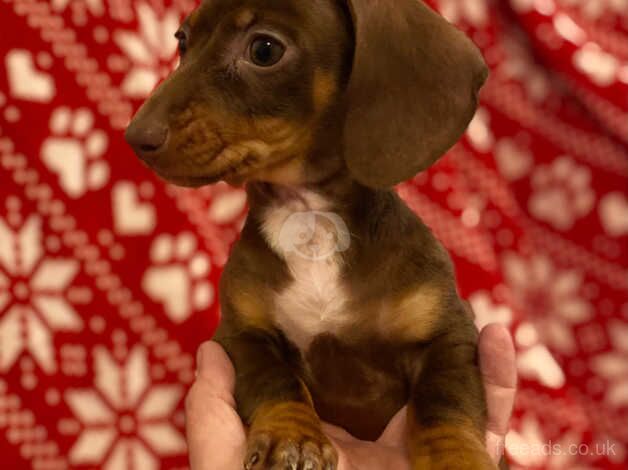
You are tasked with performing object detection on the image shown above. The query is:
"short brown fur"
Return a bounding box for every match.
[125,0,494,469]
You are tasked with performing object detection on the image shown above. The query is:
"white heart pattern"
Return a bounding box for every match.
[112,181,156,235]
[5,49,55,102]
[599,192,628,237]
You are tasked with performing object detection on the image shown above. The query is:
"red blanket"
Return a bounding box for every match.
[1,1,626,469]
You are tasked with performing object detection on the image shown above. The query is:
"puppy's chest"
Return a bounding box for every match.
[260,191,354,351]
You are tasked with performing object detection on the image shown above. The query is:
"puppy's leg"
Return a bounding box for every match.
[406,315,497,470]
[217,331,338,470]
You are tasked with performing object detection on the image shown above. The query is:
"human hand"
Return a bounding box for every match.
[185,324,516,469]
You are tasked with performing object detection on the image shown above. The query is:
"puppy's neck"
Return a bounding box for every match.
[246,168,361,214]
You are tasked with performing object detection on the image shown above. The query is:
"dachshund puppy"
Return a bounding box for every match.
[125,0,491,469]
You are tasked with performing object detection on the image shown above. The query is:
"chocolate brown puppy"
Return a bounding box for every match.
[125,0,491,468]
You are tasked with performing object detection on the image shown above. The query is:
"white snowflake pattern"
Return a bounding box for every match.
[590,320,628,409]
[506,414,594,469]
[114,2,180,98]
[516,341,566,389]
[51,0,104,25]
[503,252,591,355]
[529,156,595,230]
[469,290,514,330]
[0,215,82,373]
[66,345,186,470]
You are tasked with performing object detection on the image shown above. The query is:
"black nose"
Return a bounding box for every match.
[125,120,168,157]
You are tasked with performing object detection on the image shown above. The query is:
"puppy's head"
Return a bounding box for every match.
[125,0,487,189]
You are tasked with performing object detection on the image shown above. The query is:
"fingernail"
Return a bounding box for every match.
[195,342,208,377]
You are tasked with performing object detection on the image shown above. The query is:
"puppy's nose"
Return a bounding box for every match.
[125,121,168,157]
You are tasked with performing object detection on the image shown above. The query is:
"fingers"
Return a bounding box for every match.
[322,405,408,449]
[186,341,246,470]
[478,324,517,463]
[194,341,237,404]
[184,330,515,470]
[334,439,412,470]
[321,422,357,443]
[376,406,407,447]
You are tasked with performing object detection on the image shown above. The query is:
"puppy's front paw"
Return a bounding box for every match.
[410,424,497,470]
[244,401,337,470]
[245,432,337,470]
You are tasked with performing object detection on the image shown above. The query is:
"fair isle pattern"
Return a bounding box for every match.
[0,0,626,469]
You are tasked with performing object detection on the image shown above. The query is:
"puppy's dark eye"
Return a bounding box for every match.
[249,35,285,67]
[175,30,188,56]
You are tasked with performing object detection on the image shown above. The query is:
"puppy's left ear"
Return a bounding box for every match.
[342,0,488,188]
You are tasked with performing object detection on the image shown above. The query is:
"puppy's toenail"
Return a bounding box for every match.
[245,452,259,469]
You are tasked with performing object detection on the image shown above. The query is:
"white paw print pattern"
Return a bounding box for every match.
[142,233,214,323]
[437,0,488,28]
[41,107,110,198]
[529,156,596,230]
[495,137,533,181]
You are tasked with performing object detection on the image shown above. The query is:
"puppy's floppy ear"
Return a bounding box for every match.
[342,0,488,188]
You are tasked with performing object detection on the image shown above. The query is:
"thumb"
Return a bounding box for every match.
[479,324,516,463]
[376,406,407,447]
[193,341,237,404]
[186,341,246,470]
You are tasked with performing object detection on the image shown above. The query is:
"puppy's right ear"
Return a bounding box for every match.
[342,0,488,188]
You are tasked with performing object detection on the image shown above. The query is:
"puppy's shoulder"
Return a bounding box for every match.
[219,218,289,333]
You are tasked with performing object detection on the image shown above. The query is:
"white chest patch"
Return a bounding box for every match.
[260,190,352,351]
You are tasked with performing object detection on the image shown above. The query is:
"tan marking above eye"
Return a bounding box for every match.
[187,9,200,28]
[234,8,256,30]
[312,70,338,114]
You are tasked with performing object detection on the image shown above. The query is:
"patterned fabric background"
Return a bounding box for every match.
[0,0,626,469]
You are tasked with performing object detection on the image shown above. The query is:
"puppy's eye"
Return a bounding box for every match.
[175,30,188,56]
[249,35,285,67]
